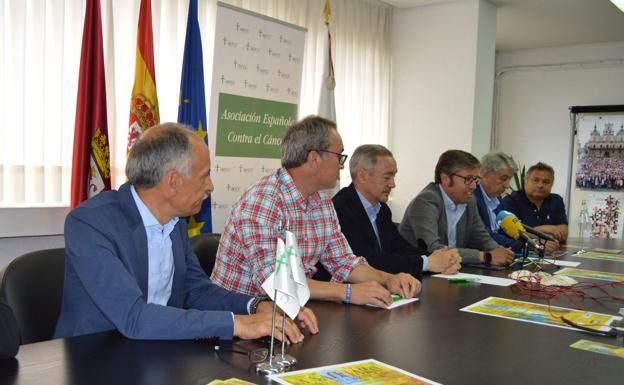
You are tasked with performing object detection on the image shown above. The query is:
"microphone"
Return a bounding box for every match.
[496,211,543,251]
[522,224,556,242]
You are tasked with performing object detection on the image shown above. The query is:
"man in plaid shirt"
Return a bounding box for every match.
[211,116,420,307]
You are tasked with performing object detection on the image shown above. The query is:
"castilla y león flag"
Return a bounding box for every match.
[70,0,111,208]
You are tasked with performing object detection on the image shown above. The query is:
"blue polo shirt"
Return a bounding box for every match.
[500,190,568,227]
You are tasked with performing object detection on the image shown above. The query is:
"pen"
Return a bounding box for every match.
[449,278,479,284]
[391,294,403,301]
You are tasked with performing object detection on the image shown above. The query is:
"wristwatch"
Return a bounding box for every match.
[484,252,492,266]
[249,295,270,314]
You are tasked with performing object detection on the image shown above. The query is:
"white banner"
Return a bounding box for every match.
[208,3,306,232]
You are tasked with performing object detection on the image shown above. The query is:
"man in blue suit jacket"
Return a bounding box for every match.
[474,152,522,252]
[55,123,317,341]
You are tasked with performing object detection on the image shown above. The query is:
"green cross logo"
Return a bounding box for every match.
[287,244,296,259]
[276,249,289,272]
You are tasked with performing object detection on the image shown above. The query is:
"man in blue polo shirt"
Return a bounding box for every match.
[500,162,568,253]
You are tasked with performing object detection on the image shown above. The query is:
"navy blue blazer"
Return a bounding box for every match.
[473,186,522,252]
[54,183,251,340]
[313,184,424,280]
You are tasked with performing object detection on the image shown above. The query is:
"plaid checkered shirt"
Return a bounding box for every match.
[211,168,367,296]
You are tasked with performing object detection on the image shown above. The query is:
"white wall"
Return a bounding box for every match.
[0,235,65,269]
[388,0,495,221]
[0,207,67,268]
[494,40,624,201]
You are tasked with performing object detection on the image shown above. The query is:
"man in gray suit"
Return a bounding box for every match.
[399,150,514,267]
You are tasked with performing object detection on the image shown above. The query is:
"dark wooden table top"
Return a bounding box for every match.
[1,238,623,385]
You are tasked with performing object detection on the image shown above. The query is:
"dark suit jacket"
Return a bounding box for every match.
[54,183,250,340]
[0,301,19,358]
[473,186,522,252]
[313,184,424,280]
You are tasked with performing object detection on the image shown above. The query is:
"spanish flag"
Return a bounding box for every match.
[70,0,111,208]
[127,0,159,152]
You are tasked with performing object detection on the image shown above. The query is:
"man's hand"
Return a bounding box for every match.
[385,272,421,299]
[349,281,393,308]
[256,301,319,335]
[295,307,319,334]
[543,239,560,255]
[233,312,304,343]
[427,247,462,274]
[490,247,515,266]
[535,225,568,242]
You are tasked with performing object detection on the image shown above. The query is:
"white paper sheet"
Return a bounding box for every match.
[528,257,581,267]
[366,297,419,309]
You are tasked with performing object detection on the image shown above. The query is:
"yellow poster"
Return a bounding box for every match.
[570,339,624,359]
[573,251,624,262]
[270,359,440,385]
[555,267,624,282]
[206,378,257,385]
[461,296,619,332]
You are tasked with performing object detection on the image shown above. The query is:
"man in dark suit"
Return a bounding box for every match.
[328,145,460,279]
[55,123,317,341]
[0,301,19,358]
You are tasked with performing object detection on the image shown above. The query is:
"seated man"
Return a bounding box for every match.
[55,123,317,342]
[399,150,515,267]
[0,301,19,359]
[474,152,523,252]
[328,144,461,278]
[500,162,568,253]
[211,116,420,308]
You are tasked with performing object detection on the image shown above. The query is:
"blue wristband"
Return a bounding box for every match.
[344,283,352,304]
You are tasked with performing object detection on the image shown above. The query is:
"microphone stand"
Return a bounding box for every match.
[255,289,286,375]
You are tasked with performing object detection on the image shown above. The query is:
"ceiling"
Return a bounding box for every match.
[382,0,624,52]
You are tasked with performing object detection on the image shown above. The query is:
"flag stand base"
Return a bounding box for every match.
[255,360,285,375]
[275,353,297,368]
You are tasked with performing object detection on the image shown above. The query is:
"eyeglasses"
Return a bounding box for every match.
[451,174,481,185]
[309,149,348,166]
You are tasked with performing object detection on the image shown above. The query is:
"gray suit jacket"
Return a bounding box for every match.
[399,182,499,263]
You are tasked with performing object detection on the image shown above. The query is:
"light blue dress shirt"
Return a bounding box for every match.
[439,185,467,248]
[479,184,501,232]
[355,187,429,271]
[131,186,178,306]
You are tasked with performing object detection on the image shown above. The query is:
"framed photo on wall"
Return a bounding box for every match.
[568,105,624,240]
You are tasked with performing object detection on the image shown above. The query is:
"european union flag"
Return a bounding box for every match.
[178,0,211,235]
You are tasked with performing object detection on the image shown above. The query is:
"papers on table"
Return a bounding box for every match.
[570,339,624,359]
[572,251,624,262]
[527,257,580,267]
[433,272,516,287]
[555,267,624,282]
[462,296,621,333]
[366,296,419,309]
[270,358,441,385]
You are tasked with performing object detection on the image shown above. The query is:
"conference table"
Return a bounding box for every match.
[1,238,623,385]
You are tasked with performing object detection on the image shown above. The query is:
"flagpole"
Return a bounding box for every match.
[275,218,297,368]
